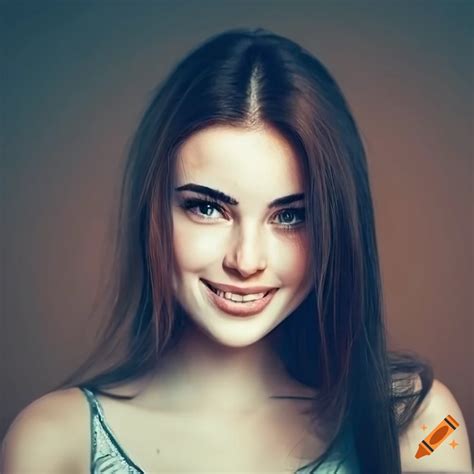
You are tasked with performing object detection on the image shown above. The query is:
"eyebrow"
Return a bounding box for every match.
[174,183,304,208]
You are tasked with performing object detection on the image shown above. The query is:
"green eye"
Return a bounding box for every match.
[180,198,305,231]
[180,198,225,219]
[274,208,306,231]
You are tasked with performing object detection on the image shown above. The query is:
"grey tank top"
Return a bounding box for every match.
[79,387,359,474]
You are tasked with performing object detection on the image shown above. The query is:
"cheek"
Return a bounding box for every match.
[173,215,224,271]
[272,234,311,285]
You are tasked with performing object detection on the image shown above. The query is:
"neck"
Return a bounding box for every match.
[145,320,296,413]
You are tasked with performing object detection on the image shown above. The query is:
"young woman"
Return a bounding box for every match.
[2,28,471,474]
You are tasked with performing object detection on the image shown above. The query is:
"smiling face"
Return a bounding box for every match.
[171,125,313,348]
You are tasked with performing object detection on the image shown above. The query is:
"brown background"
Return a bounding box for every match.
[2,0,473,463]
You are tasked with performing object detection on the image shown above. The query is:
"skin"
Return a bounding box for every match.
[134,124,473,470]
[0,125,327,473]
[144,124,316,415]
[2,126,471,473]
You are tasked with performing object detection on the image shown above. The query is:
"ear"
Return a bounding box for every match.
[399,378,472,472]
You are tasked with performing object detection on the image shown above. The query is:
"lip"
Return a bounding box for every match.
[201,280,278,317]
[200,279,277,295]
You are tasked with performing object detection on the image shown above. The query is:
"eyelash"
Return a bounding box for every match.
[179,197,306,232]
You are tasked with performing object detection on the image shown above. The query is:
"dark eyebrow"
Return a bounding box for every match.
[174,183,304,208]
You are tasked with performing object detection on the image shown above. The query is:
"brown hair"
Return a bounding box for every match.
[53,28,433,473]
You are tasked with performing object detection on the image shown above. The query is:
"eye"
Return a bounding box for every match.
[179,197,306,231]
[179,197,225,220]
[273,208,306,231]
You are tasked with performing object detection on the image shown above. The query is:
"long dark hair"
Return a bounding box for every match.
[53,28,433,473]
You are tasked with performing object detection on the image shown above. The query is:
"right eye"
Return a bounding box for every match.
[180,198,226,220]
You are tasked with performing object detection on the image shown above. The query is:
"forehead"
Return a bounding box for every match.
[175,125,304,191]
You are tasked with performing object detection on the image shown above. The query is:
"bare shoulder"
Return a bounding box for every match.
[399,377,472,472]
[1,387,89,474]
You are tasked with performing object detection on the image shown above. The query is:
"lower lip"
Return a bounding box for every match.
[201,281,278,317]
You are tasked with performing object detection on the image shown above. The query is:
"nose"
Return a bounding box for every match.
[223,224,267,277]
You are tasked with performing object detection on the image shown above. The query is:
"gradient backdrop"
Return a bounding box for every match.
[2,0,473,463]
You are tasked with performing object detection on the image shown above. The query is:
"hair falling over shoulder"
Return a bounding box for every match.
[52,27,433,474]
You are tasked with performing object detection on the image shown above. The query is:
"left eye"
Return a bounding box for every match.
[275,209,305,226]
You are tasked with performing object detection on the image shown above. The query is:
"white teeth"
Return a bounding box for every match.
[215,289,266,302]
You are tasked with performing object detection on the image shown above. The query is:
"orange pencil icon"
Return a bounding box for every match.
[415,414,460,459]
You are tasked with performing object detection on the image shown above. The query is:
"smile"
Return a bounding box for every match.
[201,280,278,317]
[204,282,270,302]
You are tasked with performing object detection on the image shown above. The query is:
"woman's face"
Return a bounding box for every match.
[171,125,313,347]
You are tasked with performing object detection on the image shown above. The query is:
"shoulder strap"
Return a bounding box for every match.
[80,387,106,418]
[77,387,145,473]
[78,387,101,471]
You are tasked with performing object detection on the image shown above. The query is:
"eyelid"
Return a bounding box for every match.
[181,196,306,212]
[181,195,304,211]
[180,197,305,228]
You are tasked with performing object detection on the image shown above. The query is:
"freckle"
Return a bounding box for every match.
[156,448,160,454]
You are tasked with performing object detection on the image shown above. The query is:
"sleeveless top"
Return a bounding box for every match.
[79,387,360,473]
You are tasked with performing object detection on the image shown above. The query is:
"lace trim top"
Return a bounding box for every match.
[79,387,359,473]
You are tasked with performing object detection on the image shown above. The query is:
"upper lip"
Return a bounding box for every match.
[201,279,278,295]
